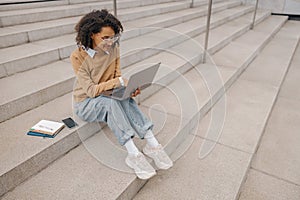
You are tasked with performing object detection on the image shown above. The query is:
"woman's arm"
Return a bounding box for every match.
[76,65,121,98]
[71,52,121,98]
[114,47,122,78]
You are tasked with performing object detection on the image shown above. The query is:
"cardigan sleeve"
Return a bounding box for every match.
[114,47,122,78]
[70,50,82,74]
[114,57,122,78]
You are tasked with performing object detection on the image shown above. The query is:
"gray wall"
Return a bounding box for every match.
[242,0,300,15]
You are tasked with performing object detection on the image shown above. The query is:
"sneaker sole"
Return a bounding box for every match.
[125,158,156,180]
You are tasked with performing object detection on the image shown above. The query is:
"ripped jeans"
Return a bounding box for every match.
[73,95,153,145]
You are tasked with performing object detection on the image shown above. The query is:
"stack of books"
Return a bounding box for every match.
[27,120,65,138]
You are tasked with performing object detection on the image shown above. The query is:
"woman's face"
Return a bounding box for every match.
[91,26,116,52]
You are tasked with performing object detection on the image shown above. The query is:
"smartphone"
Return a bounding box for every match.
[62,117,77,128]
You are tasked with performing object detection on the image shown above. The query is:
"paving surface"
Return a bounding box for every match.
[133,20,300,200]
[239,31,300,200]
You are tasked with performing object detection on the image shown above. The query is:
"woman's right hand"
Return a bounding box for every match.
[131,88,141,97]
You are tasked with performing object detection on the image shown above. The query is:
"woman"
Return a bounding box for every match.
[70,9,173,180]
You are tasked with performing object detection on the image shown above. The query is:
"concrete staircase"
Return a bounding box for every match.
[239,28,300,199]
[133,19,300,200]
[1,0,298,199]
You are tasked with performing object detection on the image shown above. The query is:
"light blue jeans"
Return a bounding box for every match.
[74,96,153,145]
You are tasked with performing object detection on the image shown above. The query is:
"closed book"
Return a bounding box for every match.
[27,131,57,138]
[29,120,65,137]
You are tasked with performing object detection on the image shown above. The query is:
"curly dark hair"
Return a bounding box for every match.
[75,9,123,49]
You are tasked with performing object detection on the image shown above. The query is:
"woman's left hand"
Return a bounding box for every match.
[131,88,141,97]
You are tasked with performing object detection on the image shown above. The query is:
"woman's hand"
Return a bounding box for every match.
[121,78,140,97]
[131,88,141,97]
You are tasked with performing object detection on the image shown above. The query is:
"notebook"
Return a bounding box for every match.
[27,120,65,138]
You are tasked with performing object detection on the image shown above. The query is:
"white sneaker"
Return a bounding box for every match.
[125,152,156,180]
[143,144,173,170]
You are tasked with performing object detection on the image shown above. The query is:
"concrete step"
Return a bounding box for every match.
[138,15,289,152]
[212,15,288,73]
[133,20,300,200]
[0,11,282,198]
[0,6,266,124]
[0,0,69,12]
[120,2,249,67]
[122,0,242,40]
[2,17,297,200]
[0,15,80,48]
[0,59,75,122]
[124,9,271,101]
[239,25,300,199]
[0,0,238,48]
[0,0,184,12]
[0,0,191,27]
[0,63,229,199]
[0,92,99,198]
[0,7,270,192]
[0,1,105,27]
[0,1,242,77]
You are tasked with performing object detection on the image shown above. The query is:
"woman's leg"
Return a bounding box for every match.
[118,98,160,147]
[118,98,153,139]
[74,96,137,145]
[118,98,173,169]
[74,96,172,172]
[74,96,156,179]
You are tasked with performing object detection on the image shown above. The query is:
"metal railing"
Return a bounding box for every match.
[110,0,260,63]
[202,0,213,63]
[251,0,260,29]
[202,0,260,62]
[113,0,117,17]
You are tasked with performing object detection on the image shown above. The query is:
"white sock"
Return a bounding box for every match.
[144,130,159,147]
[124,139,140,156]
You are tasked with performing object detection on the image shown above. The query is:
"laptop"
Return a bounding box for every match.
[102,62,160,100]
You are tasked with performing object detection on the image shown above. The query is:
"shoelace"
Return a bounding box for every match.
[147,146,169,162]
[134,154,152,170]
[156,151,169,162]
